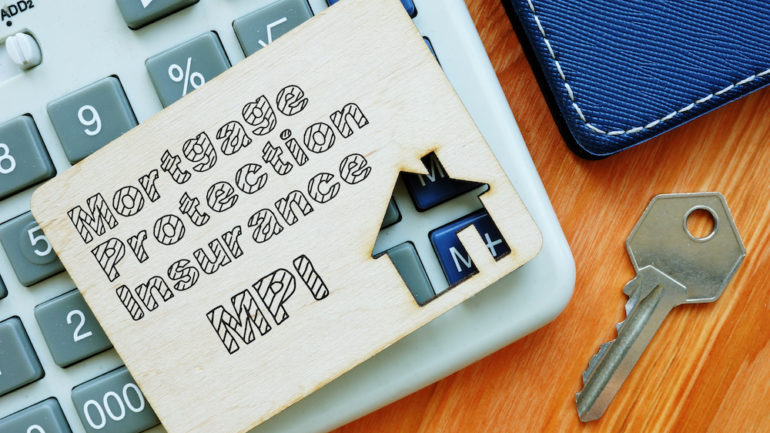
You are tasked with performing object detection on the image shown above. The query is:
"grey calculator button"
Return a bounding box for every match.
[0,317,44,396]
[146,32,230,107]
[381,198,400,228]
[48,77,137,164]
[0,398,72,433]
[72,367,160,433]
[35,289,112,367]
[0,116,55,200]
[233,0,313,56]
[0,276,6,300]
[116,0,199,30]
[387,242,435,305]
[0,212,64,287]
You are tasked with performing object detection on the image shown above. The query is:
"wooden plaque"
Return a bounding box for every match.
[31,0,542,431]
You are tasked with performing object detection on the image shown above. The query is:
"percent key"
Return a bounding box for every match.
[146,32,231,107]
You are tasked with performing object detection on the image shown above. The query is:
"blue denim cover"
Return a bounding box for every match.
[509,0,770,157]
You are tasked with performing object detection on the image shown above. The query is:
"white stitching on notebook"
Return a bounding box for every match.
[526,0,770,136]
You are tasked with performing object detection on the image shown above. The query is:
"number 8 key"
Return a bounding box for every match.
[0,116,56,200]
[575,193,746,421]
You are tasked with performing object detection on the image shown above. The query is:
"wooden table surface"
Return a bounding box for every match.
[333,0,770,432]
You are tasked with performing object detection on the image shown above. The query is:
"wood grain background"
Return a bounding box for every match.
[332,0,770,431]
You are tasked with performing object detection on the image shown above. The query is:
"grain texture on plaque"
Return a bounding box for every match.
[29,0,542,432]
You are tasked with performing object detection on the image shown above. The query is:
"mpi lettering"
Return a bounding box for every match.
[206,255,328,354]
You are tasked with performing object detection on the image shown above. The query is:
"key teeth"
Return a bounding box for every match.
[582,340,613,384]
[581,295,633,385]
[583,297,631,385]
[625,296,637,316]
[597,341,611,357]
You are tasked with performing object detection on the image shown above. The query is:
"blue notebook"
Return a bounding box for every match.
[507,0,770,157]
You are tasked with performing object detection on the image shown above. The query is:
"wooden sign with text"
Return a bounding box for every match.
[31,0,541,431]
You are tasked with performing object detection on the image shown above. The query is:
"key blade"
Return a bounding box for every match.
[576,267,687,422]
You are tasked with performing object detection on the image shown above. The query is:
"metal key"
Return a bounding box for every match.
[575,192,745,422]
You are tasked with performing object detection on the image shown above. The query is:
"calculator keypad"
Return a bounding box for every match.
[430,209,511,286]
[72,367,160,433]
[0,212,63,287]
[116,0,199,30]
[48,77,137,164]
[0,398,71,433]
[0,116,55,200]
[35,289,113,368]
[0,317,44,397]
[233,0,314,56]
[146,32,230,107]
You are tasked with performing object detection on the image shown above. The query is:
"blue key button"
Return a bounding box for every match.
[327,0,416,17]
[429,209,511,286]
[0,275,6,300]
[402,153,482,211]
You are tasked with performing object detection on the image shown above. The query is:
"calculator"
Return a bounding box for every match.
[0,1,575,432]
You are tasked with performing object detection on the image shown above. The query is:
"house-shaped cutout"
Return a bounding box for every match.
[372,152,512,306]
